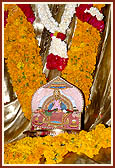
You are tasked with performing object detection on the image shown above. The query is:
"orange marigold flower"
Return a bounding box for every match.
[4,4,46,120]
[93,4,105,10]
[61,19,101,108]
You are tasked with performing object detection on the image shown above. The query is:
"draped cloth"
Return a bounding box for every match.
[4,4,111,164]
[84,5,111,130]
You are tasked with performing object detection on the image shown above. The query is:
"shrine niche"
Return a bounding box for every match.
[31,76,84,130]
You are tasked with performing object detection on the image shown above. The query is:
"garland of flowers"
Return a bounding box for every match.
[17,4,35,24]
[76,4,105,32]
[84,7,104,21]
[4,124,111,164]
[4,4,35,26]
[4,4,105,118]
[36,4,77,33]
[34,4,105,72]
[4,4,46,120]
[34,4,77,72]
[61,19,101,107]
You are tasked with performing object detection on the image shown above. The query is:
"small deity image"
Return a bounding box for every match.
[47,89,67,112]
[31,76,84,130]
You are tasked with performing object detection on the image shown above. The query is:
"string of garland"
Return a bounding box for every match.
[4,124,111,164]
[4,4,105,119]
[4,4,46,120]
[61,19,101,107]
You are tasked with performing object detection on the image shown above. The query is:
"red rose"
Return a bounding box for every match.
[17,4,35,24]
[76,4,93,20]
[4,10,8,27]
[76,4,104,32]
[56,32,66,41]
[88,16,104,32]
[47,54,57,69]
[57,57,68,71]
[83,13,92,22]
[46,54,68,71]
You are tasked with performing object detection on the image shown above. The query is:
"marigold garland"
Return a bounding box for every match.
[4,4,104,118]
[4,124,111,164]
[4,4,46,120]
[61,19,101,107]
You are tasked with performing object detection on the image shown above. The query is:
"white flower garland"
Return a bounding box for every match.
[84,7,104,21]
[33,4,77,75]
[35,4,77,33]
[33,4,105,76]
[49,36,68,58]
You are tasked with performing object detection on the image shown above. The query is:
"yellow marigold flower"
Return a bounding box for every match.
[17,61,24,69]
[62,19,101,108]
[4,124,111,164]
[4,4,46,120]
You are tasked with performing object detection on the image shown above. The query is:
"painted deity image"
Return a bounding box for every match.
[31,76,84,130]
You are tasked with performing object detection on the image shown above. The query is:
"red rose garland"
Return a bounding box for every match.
[76,4,104,32]
[46,32,68,71]
[4,4,35,27]
[17,4,35,24]
[50,32,66,41]
[56,32,66,41]
[4,10,8,27]
[47,53,68,71]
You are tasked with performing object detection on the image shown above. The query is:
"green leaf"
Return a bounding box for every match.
[86,75,90,78]
[18,79,21,83]
[94,144,98,148]
[25,83,29,86]
[53,157,57,161]
[40,81,43,84]
[22,35,25,38]
[42,142,46,145]
[23,155,26,159]
[22,75,26,79]
[25,58,29,62]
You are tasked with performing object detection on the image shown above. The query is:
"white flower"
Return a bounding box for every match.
[35,4,77,33]
[49,37,68,58]
[84,7,104,21]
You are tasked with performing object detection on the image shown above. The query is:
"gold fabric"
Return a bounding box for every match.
[84,5,111,130]
[4,62,30,144]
